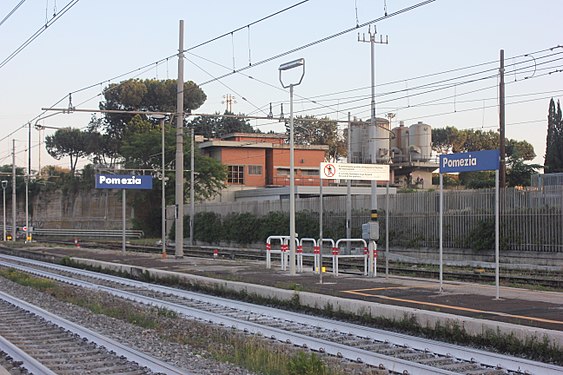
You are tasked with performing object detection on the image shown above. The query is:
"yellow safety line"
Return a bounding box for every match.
[343,290,563,326]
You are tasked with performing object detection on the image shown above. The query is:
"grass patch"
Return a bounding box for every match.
[0,268,56,291]
[0,267,355,374]
[31,257,563,365]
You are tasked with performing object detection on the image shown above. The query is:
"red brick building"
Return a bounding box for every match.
[199,133,329,188]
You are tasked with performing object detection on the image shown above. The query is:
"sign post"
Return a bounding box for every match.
[439,150,500,298]
[96,174,153,252]
[320,162,389,278]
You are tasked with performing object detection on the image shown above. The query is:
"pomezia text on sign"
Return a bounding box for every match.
[320,162,389,181]
[439,150,500,173]
[95,174,153,190]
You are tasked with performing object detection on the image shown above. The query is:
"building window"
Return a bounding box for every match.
[248,165,262,175]
[227,165,244,184]
[302,169,319,176]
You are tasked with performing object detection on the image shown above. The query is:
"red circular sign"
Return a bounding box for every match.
[323,164,336,178]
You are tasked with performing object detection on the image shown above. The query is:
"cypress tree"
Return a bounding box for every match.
[544,99,563,173]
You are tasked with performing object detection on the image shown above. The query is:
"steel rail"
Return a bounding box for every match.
[0,335,58,375]
[0,259,455,375]
[1,254,561,375]
[0,289,189,375]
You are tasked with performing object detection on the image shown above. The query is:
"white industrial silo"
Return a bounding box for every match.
[350,120,369,163]
[375,117,390,163]
[390,121,409,162]
[350,118,391,164]
[408,121,432,162]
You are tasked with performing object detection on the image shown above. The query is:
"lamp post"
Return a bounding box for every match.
[2,180,7,241]
[152,115,167,258]
[279,58,305,276]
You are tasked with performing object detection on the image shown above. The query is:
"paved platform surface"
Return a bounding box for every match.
[5,245,563,332]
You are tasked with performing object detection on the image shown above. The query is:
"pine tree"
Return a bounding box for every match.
[544,99,563,173]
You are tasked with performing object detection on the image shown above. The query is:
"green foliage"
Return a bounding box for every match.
[258,211,288,240]
[506,159,541,186]
[295,210,319,238]
[459,171,495,189]
[0,268,56,290]
[432,173,460,187]
[545,98,563,173]
[194,211,223,243]
[223,212,261,244]
[287,352,328,375]
[101,78,206,140]
[191,111,259,138]
[45,128,90,175]
[290,115,344,161]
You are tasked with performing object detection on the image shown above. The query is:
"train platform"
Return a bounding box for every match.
[2,244,562,347]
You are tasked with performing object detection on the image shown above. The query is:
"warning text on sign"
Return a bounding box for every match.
[320,162,389,181]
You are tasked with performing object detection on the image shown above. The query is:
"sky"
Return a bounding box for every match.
[1,0,562,173]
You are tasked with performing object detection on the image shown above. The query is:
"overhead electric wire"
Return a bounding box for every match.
[0,0,26,28]
[3,0,312,143]
[187,57,268,116]
[199,0,437,85]
[0,0,80,70]
[187,0,310,52]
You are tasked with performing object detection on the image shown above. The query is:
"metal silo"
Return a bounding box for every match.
[390,121,409,162]
[408,121,432,162]
[375,117,390,163]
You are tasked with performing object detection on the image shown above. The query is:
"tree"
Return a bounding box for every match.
[545,98,563,173]
[190,111,259,138]
[100,78,207,141]
[432,126,537,187]
[85,115,121,168]
[120,117,227,201]
[288,115,346,161]
[431,126,467,153]
[45,128,89,176]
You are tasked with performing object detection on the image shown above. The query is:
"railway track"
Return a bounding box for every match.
[0,290,187,375]
[39,239,563,289]
[1,253,561,375]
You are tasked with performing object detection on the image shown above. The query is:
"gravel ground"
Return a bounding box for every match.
[0,275,382,375]
[0,276,258,375]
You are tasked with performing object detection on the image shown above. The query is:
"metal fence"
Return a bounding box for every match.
[195,186,563,252]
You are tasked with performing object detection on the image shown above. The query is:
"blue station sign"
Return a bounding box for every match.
[95,174,153,190]
[439,150,500,173]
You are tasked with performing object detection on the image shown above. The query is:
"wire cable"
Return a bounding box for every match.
[0,0,26,28]
[0,0,80,70]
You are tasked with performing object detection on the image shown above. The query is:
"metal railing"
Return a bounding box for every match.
[32,228,144,239]
[195,186,563,252]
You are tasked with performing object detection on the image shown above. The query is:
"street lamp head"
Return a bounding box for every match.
[1,180,7,189]
[278,58,305,89]
[278,58,304,71]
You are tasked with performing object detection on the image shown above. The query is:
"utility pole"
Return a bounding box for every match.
[190,126,194,247]
[499,49,506,188]
[26,123,30,242]
[358,26,388,276]
[223,94,236,112]
[175,20,185,258]
[12,140,16,242]
[346,112,351,253]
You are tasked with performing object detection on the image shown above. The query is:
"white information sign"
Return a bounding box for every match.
[320,162,389,181]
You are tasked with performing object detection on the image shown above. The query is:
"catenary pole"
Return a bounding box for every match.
[25,123,30,242]
[346,112,351,253]
[190,126,194,246]
[12,140,16,242]
[499,49,506,188]
[175,20,185,258]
